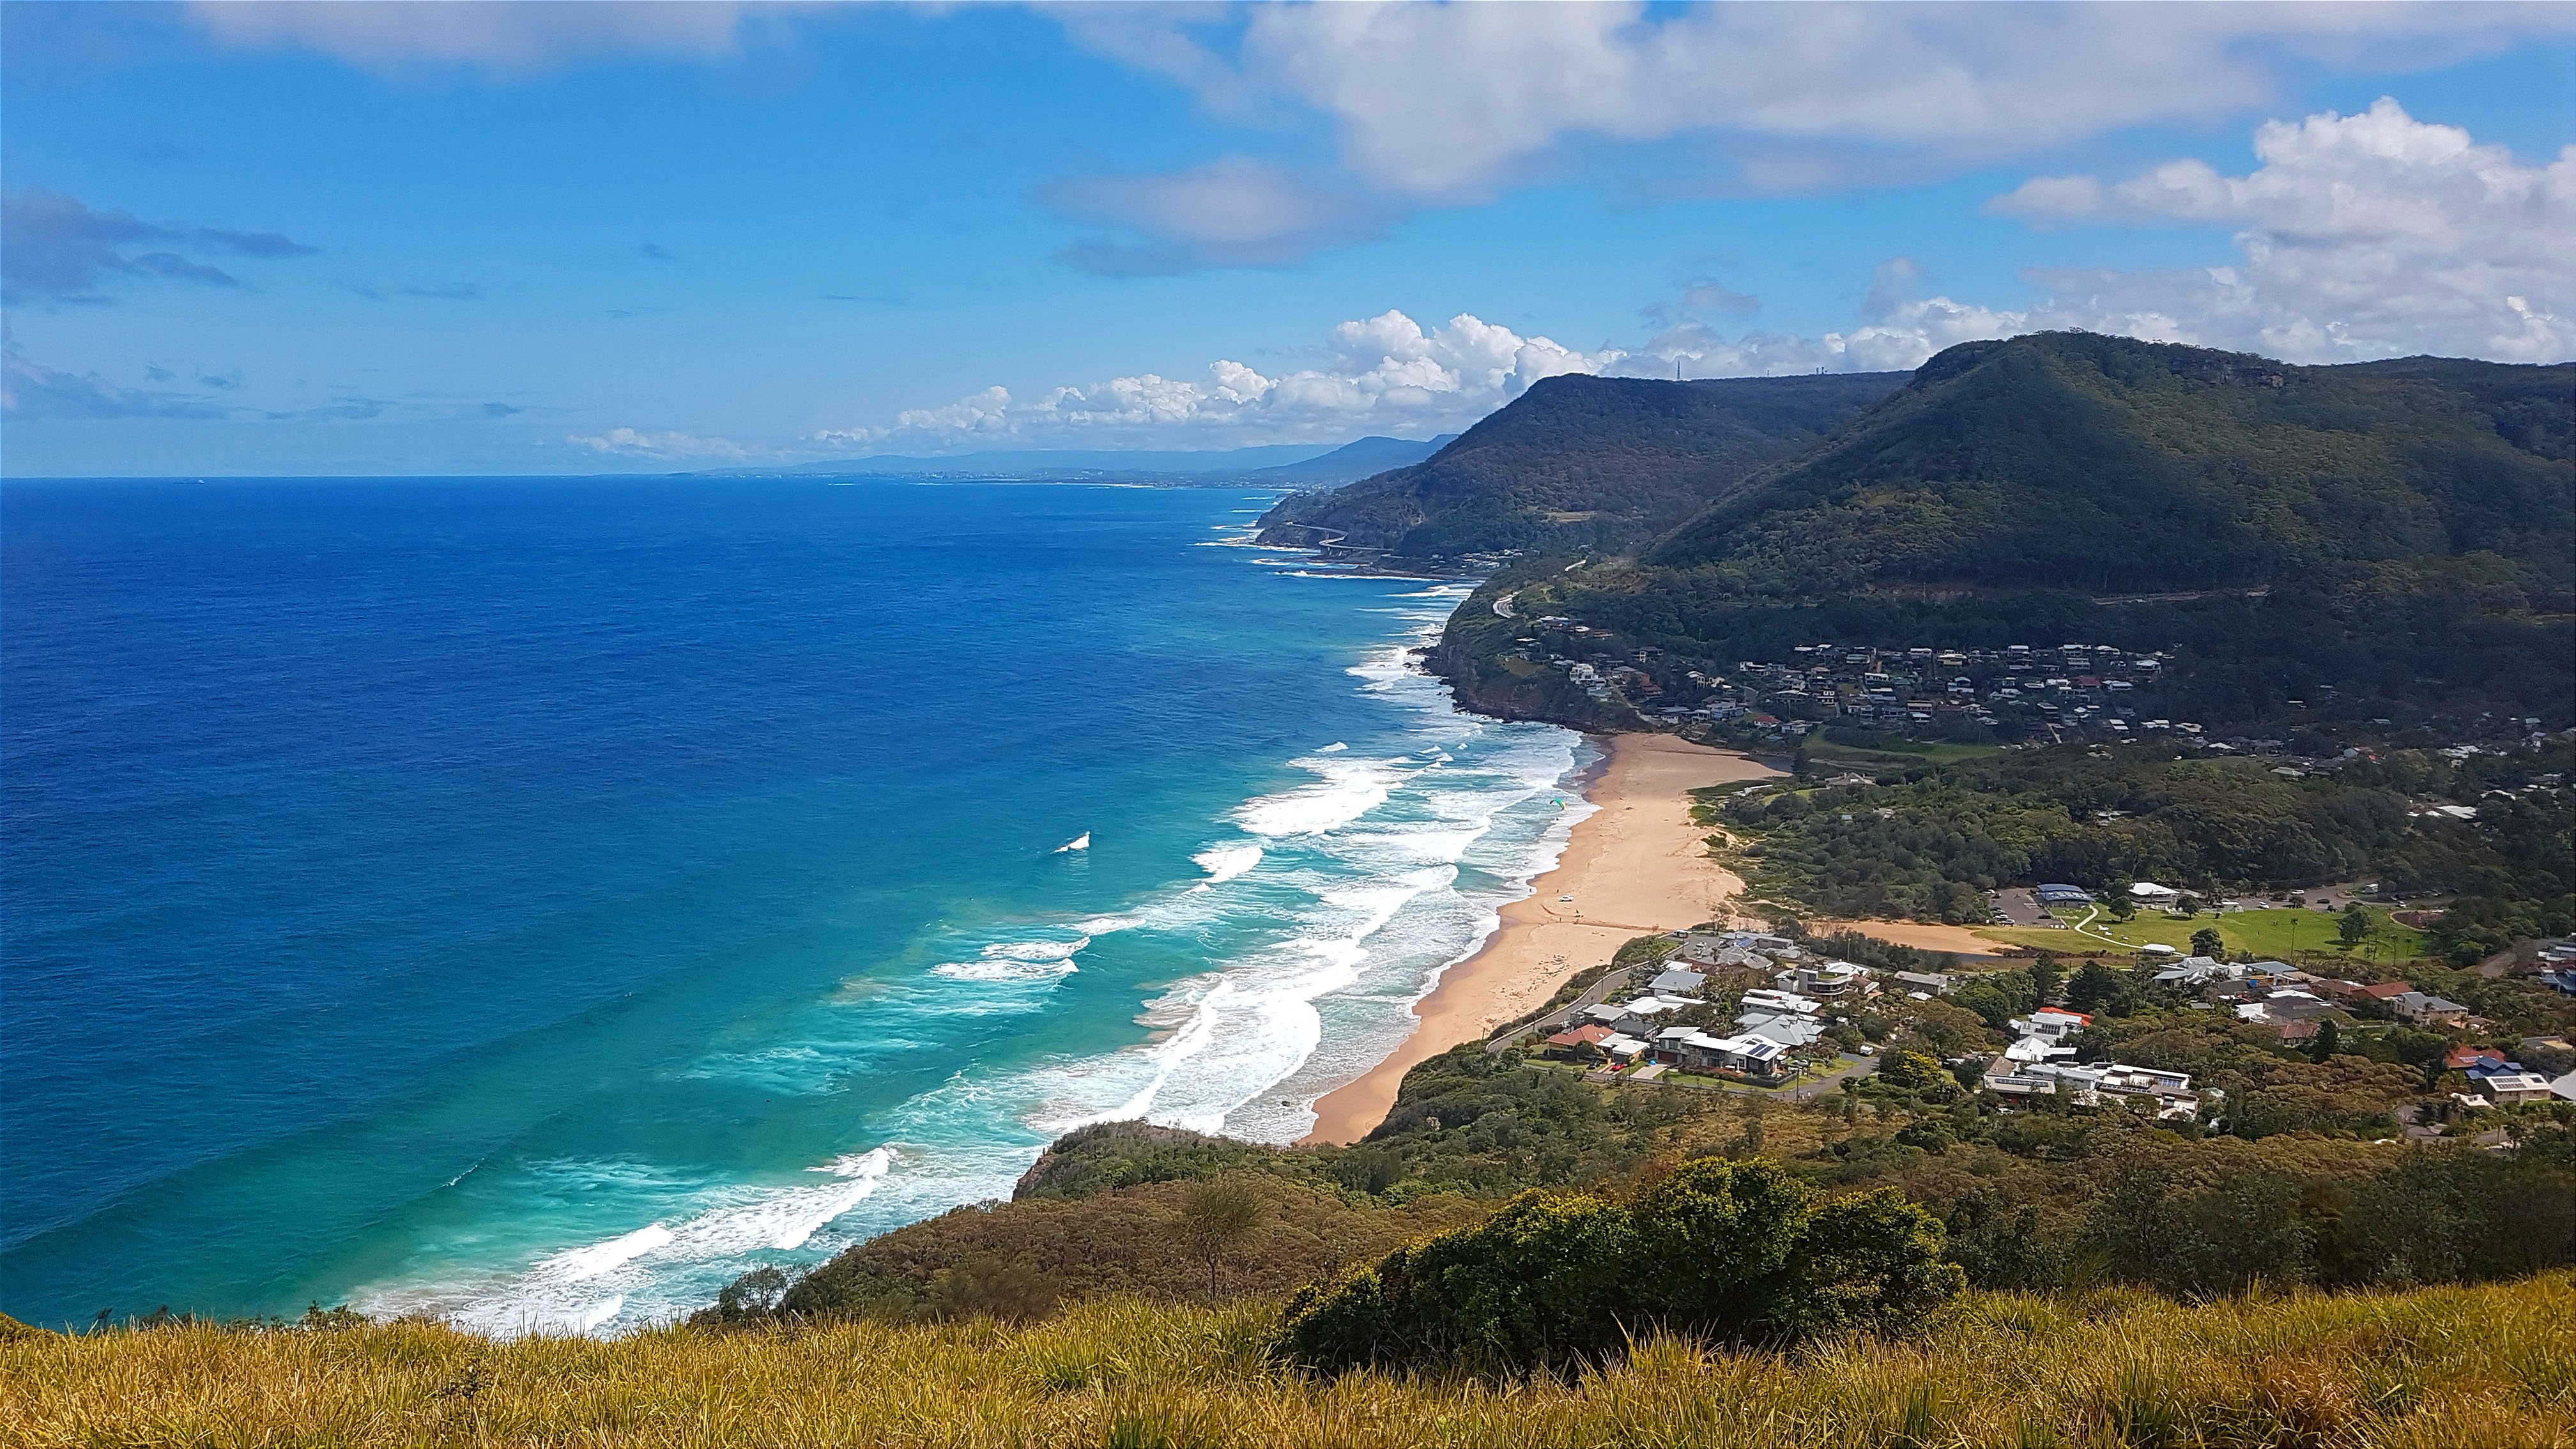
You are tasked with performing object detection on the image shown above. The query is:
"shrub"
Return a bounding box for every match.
[1275,1157,1962,1377]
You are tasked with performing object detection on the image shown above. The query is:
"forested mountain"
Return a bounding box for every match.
[1648,333,2573,601]
[1255,371,1905,557]
[1428,334,2573,735]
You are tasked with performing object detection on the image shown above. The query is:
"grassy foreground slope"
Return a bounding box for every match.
[10,1276,2573,1448]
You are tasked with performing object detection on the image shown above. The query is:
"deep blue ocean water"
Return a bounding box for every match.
[1,478,1588,1332]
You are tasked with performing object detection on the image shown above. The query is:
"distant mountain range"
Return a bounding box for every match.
[1258,332,2571,735]
[1248,434,1457,485]
[694,435,1452,485]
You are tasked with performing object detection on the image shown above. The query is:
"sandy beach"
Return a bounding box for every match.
[1302,733,1781,1144]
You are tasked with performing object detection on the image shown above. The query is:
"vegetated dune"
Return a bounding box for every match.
[7,1275,2570,1447]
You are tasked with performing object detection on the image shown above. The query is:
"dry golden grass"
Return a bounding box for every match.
[6,1275,2571,1448]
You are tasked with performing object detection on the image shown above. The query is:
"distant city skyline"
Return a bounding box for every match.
[3,1,2571,475]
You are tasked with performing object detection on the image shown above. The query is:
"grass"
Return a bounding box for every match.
[1976,904,2428,965]
[8,1276,2572,1447]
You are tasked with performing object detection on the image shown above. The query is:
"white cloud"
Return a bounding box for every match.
[1045,158,1397,275]
[185,1,755,75]
[1617,276,2031,380]
[848,96,2574,449]
[819,309,1614,450]
[1068,2,2575,200]
[1991,98,2576,362]
[568,426,769,463]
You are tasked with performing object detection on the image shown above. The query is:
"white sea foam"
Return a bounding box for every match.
[393,1147,898,1338]
[931,956,1078,983]
[1234,756,1407,836]
[1192,843,1264,882]
[1317,741,1348,753]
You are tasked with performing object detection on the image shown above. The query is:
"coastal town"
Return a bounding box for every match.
[1497,921,2576,1130]
[1496,615,2561,755]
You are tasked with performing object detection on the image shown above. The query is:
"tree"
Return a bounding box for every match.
[1179,1177,1264,1296]
[2190,927,2226,959]
[709,1265,789,1324]
[1276,1157,1961,1377]
[2308,1019,2343,1063]
[2066,962,2125,1013]
[1876,1050,1946,1092]
[2176,894,2203,916]
[2028,954,2064,1005]
[2338,904,2373,947]
[2107,894,2138,922]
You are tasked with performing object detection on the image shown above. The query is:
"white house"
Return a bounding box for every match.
[2008,1008,2093,1044]
[1739,988,1823,1017]
[2129,882,2182,902]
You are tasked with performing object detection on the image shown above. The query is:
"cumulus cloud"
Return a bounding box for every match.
[1047,157,1398,275]
[1618,270,2030,380]
[1066,2,2575,201]
[567,426,772,464]
[184,1,755,75]
[820,309,1613,450]
[1990,98,2575,362]
[2,187,316,303]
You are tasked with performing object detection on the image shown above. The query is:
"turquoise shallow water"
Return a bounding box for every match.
[1,478,1590,1332]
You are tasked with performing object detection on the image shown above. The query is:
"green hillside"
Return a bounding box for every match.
[1648,333,2572,598]
[1434,334,2573,734]
[1255,371,1904,559]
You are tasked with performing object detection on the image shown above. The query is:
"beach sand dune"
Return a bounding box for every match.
[1302,733,1780,1144]
[1813,920,2011,957]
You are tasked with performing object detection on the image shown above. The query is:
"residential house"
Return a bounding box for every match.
[1781,961,1872,1000]
[1648,967,1709,996]
[1611,995,1694,1036]
[2008,1008,2092,1045]
[1543,1023,1613,1055]
[2393,991,2471,1027]
[1887,970,1953,995]
[1734,1010,1826,1049]
[1664,1030,1792,1082]
[1739,988,1824,1018]
[2479,1073,2554,1103]
[1982,1059,2201,1118]
[2151,955,2239,985]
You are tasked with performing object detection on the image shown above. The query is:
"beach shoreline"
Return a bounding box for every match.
[1301,732,1782,1145]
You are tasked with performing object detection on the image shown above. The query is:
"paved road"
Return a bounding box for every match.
[1486,964,1637,1054]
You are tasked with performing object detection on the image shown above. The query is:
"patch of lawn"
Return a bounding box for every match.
[1976,903,2426,964]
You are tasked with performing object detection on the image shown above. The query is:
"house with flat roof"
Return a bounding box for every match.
[2480,1073,2554,1103]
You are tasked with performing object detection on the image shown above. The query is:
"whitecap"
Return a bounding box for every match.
[410,1147,898,1339]
[931,956,1078,984]
[1192,843,1263,883]
[1234,756,1407,836]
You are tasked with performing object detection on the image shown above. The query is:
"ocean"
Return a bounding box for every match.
[0,477,1592,1333]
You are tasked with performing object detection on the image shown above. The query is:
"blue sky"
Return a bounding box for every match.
[4,2,2571,476]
